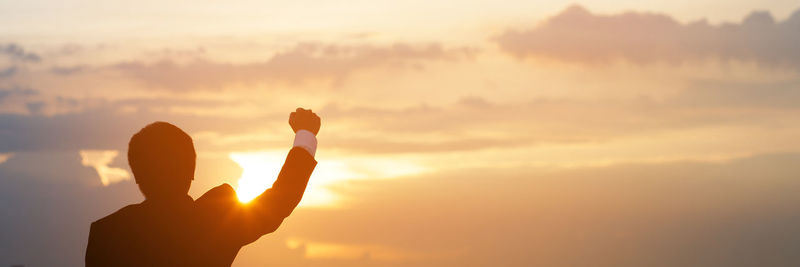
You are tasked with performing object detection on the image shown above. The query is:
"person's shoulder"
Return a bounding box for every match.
[200,183,237,200]
[196,183,239,206]
[195,183,241,219]
[91,204,142,230]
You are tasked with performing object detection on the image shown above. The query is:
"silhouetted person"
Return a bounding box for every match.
[86,108,321,266]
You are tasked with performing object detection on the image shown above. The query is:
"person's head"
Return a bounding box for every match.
[128,121,196,200]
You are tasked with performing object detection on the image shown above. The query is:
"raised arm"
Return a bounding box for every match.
[253,108,319,224]
[218,108,320,245]
[196,108,320,245]
[255,107,320,211]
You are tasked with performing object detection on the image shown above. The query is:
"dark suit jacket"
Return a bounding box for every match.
[85,147,316,266]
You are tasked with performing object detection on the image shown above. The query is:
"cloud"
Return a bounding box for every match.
[0,153,12,164]
[111,42,472,90]
[495,5,800,68]
[0,99,538,154]
[79,150,131,186]
[0,66,17,78]
[0,107,148,152]
[0,43,41,63]
[675,79,800,108]
[50,65,85,75]
[0,102,287,153]
[312,95,791,154]
[0,86,37,102]
[25,101,46,115]
[0,43,42,79]
[1,88,796,156]
[0,41,472,93]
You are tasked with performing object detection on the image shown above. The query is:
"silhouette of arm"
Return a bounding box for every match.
[251,146,316,224]
[206,147,315,245]
[197,108,319,245]
[244,108,319,242]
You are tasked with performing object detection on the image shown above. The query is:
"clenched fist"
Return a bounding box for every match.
[289,108,321,135]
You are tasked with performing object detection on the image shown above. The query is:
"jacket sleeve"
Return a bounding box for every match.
[248,147,317,237]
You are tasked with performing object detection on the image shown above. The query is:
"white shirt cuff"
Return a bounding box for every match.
[293,130,317,157]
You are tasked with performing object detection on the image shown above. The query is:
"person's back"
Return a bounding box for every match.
[86,108,321,266]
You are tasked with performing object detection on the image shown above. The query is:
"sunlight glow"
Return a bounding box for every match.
[230,150,427,207]
[230,151,284,203]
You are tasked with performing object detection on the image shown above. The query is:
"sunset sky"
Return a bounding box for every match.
[2,0,800,266]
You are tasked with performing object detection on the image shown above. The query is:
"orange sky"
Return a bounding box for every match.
[1,2,800,266]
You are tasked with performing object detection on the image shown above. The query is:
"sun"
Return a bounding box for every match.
[229,151,284,203]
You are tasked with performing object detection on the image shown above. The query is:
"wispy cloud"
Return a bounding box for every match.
[0,86,37,102]
[109,42,473,90]
[495,5,800,68]
[1,43,41,63]
[676,79,800,108]
[0,43,42,79]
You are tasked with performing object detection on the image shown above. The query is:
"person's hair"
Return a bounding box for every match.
[128,121,196,199]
